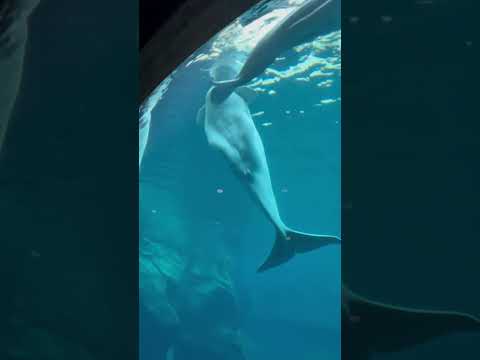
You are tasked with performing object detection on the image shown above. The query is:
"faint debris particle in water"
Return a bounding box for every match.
[281,187,289,193]
[261,122,273,127]
[465,41,472,47]
[252,111,265,117]
[216,188,224,194]
[31,250,41,258]
[415,0,434,5]
[151,209,157,214]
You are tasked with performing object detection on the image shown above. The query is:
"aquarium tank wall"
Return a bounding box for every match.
[139,1,341,359]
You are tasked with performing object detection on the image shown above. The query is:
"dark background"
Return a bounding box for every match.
[140,1,185,49]
[343,0,477,308]
[342,0,479,358]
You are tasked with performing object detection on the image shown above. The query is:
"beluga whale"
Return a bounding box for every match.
[197,58,340,272]
[210,0,340,103]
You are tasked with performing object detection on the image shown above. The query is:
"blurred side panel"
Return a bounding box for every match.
[0,1,139,359]
[342,1,479,359]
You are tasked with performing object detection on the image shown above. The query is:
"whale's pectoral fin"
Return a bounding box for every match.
[235,86,257,104]
[257,229,340,272]
[345,289,480,354]
[196,105,206,125]
[229,161,253,183]
[242,166,252,179]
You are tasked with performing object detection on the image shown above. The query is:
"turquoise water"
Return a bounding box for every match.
[140,2,341,359]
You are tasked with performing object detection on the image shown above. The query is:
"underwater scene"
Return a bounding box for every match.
[139,1,341,359]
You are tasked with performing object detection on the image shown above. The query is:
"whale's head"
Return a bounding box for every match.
[209,64,238,83]
[209,51,246,83]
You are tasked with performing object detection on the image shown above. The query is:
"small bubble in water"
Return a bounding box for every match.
[299,110,305,114]
[381,16,392,23]
[151,209,157,214]
[217,188,224,194]
[351,315,361,323]
[415,0,434,5]
[349,16,359,24]
[285,110,291,115]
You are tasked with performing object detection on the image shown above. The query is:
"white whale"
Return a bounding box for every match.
[211,0,340,103]
[197,64,340,272]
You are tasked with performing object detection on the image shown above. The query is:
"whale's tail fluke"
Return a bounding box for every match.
[343,287,480,357]
[257,228,340,272]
